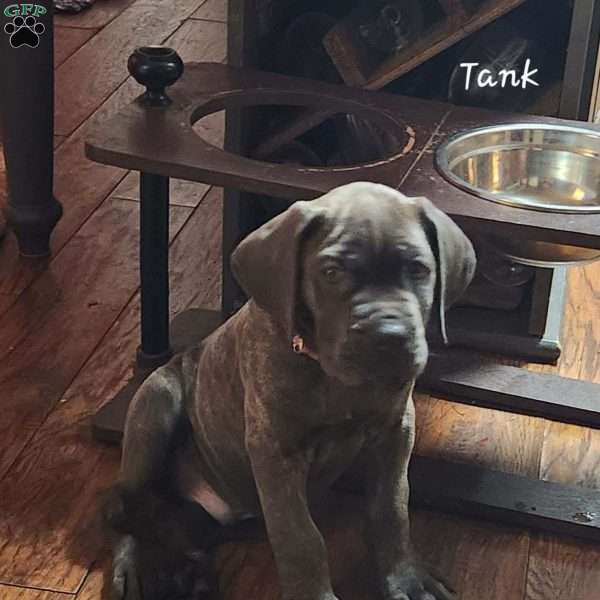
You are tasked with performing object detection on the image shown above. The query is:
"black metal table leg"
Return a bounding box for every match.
[93,165,224,443]
[137,172,172,368]
[92,46,228,442]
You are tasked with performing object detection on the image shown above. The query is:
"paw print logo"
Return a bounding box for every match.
[4,15,45,48]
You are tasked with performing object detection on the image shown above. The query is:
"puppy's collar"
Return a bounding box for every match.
[292,335,319,361]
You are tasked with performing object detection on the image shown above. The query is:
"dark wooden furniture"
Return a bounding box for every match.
[323,0,527,89]
[86,64,600,247]
[0,1,62,256]
[225,0,600,365]
[86,57,600,542]
[561,0,600,121]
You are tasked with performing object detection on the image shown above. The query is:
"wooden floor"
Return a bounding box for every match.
[1,1,600,598]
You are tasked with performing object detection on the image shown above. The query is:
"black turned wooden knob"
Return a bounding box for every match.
[128,46,184,106]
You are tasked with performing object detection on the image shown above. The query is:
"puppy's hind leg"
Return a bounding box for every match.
[103,359,216,600]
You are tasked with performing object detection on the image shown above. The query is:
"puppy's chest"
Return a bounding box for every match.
[305,413,389,481]
[303,388,405,478]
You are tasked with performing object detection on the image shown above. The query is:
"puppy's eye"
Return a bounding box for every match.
[406,261,431,278]
[322,266,344,283]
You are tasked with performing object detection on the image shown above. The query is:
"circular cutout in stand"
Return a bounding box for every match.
[192,99,415,170]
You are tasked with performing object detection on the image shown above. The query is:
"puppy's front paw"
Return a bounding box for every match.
[384,562,456,600]
[111,536,142,600]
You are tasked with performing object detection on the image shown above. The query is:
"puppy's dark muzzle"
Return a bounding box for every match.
[341,314,425,380]
[348,311,422,364]
[350,314,410,343]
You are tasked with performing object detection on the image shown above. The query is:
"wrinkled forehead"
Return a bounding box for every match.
[309,190,431,260]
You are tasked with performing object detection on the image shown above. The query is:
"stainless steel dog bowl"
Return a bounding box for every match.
[484,237,600,268]
[436,123,600,266]
[436,123,600,213]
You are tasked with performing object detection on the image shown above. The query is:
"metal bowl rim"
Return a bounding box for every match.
[435,122,600,214]
[492,247,600,268]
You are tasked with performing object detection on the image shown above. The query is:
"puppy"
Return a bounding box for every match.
[105,182,476,600]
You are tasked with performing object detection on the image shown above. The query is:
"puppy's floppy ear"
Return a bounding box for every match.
[230,201,324,338]
[416,196,476,346]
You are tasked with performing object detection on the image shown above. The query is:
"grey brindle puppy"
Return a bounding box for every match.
[106,182,476,600]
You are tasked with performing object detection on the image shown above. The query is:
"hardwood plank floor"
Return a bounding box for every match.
[54,26,97,68]
[0,16,226,315]
[54,0,136,29]
[111,170,211,207]
[0,188,222,591]
[75,560,109,600]
[407,394,540,599]
[0,199,191,480]
[192,0,228,22]
[54,0,210,136]
[522,262,600,600]
[0,585,71,600]
[2,1,600,599]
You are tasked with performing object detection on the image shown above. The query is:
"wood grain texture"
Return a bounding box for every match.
[214,496,370,600]
[524,535,600,600]
[112,99,225,206]
[412,365,542,599]
[0,128,128,315]
[524,262,600,600]
[420,350,600,428]
[212,494,530,600]
[192,0,228,22]
[54,0,136,29]
[0,189,221,591]
[75,558,109,599]
[111,171,211,206]
[54,0,217,136]
[414,394,543,478]
[168,186,223,313]
[0,199,190,481]
[412,510,530,600]
[0,585,70,600]
[54,26,97,68]
[85,63,446,200]
[0,17,227,317]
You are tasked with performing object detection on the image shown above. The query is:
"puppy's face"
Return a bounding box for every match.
[231,183,476,387]
[300,194,436,386]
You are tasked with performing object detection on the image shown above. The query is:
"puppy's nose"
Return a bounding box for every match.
[374,317,408,338]
[351,314,408,339]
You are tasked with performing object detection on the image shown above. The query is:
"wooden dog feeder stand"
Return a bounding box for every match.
[85,54,600,543]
